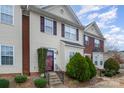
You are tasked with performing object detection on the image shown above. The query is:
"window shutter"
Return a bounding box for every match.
[40,16,44,32]
[84,35,86,45]
[61,23,65,37]
[76,29,79,41]
[53,21,57,35]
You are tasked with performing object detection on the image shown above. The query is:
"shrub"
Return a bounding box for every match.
[104,70,113,77]
[0,79,9,88]
[34,78,47,88]
[66,53,91,81]
[104,58,120,73]
[85,56,96,79]
[15,75,28,83]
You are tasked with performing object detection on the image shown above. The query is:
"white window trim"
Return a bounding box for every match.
[0,44,15,66]
[0,5,14,26]
[94,39,100,47]
[64,24,77,41]
[44,17,54,35]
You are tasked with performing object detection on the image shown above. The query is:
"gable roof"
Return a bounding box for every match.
[40,5,83,27]
[27,5,84,30]
[84,21,105,39]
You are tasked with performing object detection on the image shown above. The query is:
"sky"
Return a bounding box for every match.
[71,5,124,51]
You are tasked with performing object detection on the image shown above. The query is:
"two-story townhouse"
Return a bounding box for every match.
[0,5,105,76]
[0,5,22,75]
[22,5,84,75]
[0,5,84,76]
[84,22,105,68]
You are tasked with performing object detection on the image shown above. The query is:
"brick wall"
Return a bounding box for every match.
[84,36,104,55]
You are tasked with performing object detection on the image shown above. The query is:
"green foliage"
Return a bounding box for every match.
[104,70,113,77]
[34,78,47,88]
[104,58,120,73]
[37,48,48,74]
[85,56,96,79]
[15,75,28,83]
[66,53,91,81]
[0,79,9,88]
[104,58,120,77]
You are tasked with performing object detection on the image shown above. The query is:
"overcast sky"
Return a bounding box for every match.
[71,5,124,51]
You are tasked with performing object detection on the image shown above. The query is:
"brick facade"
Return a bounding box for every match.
[84,35,104,55]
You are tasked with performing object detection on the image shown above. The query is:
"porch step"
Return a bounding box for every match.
[49,75,59,79]
[50,78,62,82]
[50,80,62,85]
[48,72,63,87]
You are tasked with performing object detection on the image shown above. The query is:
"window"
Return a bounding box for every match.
[100,61,103,66]
[94,56,98,65]
[0,5,14,25]
[84,35,89,45]
[94,39,100,48]
[0,45,14,65]
[95,61,97,65]
[65,25,76,41]
[45,17,53,34]
[69,52,75,58]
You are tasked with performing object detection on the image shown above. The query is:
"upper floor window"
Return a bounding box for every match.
[0,5,14,25]
[65,25,77,41]
[41,16,57,35]
[0,45,14,65]
[94,39,100,48]
[84,35,89,45]
[45,17,53,35]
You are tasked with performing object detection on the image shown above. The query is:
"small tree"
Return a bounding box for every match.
[112,52,124,64]
[66,53,91,81]
[85,56,96,79]
[104,58,120,73]
[37,48,48,74]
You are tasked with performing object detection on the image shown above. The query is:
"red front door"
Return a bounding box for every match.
[46,50,54,71]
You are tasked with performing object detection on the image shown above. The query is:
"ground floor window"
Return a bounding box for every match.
[100,61,103,66]
[93,53,104,68]
[0,45,14,65]
[69,52,76,58]
[95,61,98,65]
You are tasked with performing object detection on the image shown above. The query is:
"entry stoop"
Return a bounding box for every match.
[48,72,66,88]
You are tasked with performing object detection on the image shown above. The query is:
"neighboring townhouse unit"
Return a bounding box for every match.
[84,22,105,68]
[0,5,22,75]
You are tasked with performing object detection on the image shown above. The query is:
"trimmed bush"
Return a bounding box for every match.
[66,53,91,81]
[104,58,120,73]
[37,48,48,74]
[34,78,47,88]
[0,79,9,88]
[85,56,96,79]
[15,75,28,83]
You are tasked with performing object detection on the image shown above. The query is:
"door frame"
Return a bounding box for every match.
[46,50,54,71]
